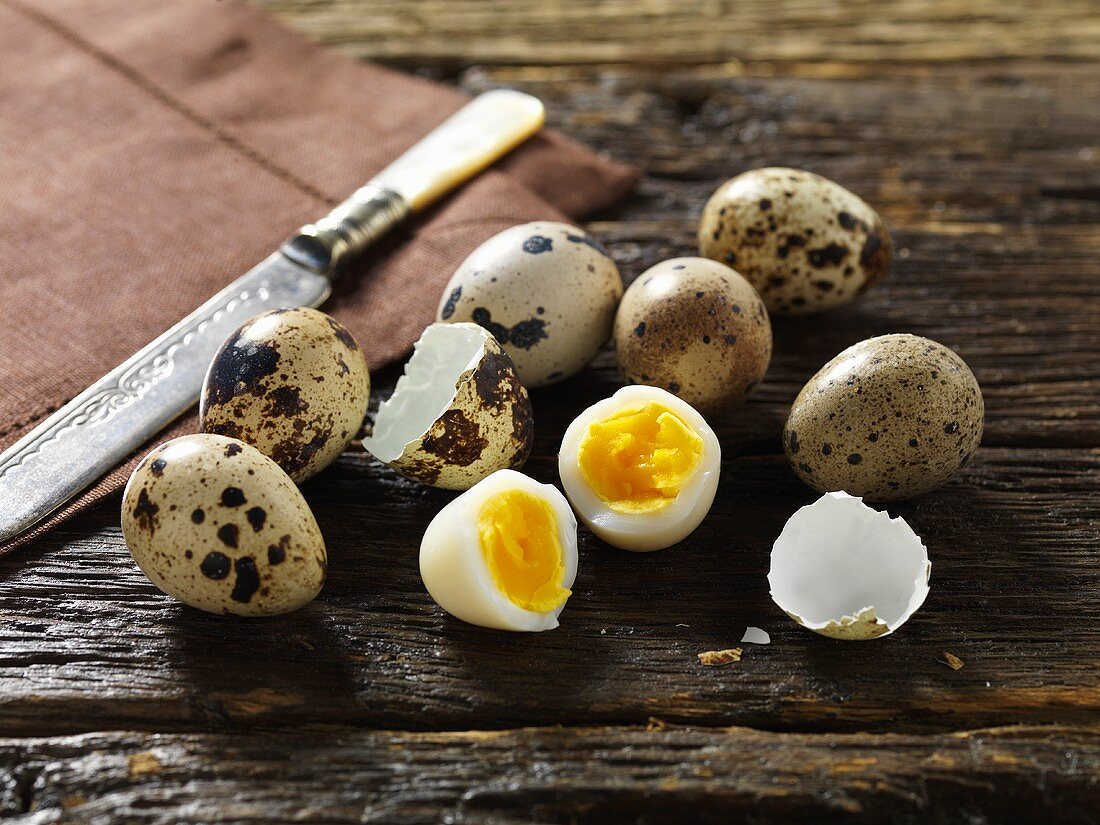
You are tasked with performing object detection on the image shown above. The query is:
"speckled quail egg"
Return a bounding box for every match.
[201,308,370,482]
[436,221,623,388]
[784,334,984,501]
[362,323,533,490]
[420,469,578,631]
[122,434,326,616]
[614,257,772,414]
[699,168,892,315]
[558,385,721,552]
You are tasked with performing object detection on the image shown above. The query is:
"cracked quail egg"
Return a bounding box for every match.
[699,168,892,315]
[613,257,772,414]
[769,492,930,639]
[784,334,984,501]
[436,221,623,387]
[420,469,578,631]
[201,308,370,482]
[122,434,326,616]
[362,323,533,490]
[558,385,721,552]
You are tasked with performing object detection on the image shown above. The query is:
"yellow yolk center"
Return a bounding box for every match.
[577,402,704,513]
[478,489,571,613]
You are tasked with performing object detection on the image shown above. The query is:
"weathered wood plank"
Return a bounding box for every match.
[3,726,1098,822]
[2,447,1097,736]
[258,0,1100,67]
[467,63,1100,447]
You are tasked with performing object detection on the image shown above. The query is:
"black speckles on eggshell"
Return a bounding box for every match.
[326,317,360,351]
[441,286,462,320]
[565,232,611,258]
[787,430,800,455]
[268,535,290,565]
[848,453,863,465]
[808,243,849,268]
[191,508,205,524]
[203,331,280,408]
[634,322,646,337]
[150,458,167,477]
[508,318,548,350]
[224,443,243,457]
[522,235,553,254]
[246,506,267,532]
[230,557,260,603]
[220,487,246,507]
[217,523,240,549]
[200,551,231,580]
[132,488,159,535]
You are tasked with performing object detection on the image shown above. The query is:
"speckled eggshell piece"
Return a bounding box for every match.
[784,334,984,501]
[698,167,892,315]
[386,332,534,490]
[201,308,370,482]
[436,221,623,388]
[613,257,772,414]
[121,434,327,616]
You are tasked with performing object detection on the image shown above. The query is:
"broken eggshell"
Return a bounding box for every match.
[768,492,930,640]
[362,323,533,490]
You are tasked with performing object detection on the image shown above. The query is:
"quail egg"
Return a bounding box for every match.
[699,167,892,315]
[436,221,623,387]
[558,385,721,552]
[362,323,533,490]
[784,334,984,501]
[420,469,578,631]
[614,257,772,414]
[201,308,370,482]
[122,434,326,616]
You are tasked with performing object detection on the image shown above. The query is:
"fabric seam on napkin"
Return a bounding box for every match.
[2,0,337,206]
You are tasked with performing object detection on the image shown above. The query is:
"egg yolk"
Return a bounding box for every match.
[577,402,704,513]
[478,490,571,613]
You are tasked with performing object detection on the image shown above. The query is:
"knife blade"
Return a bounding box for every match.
[0,90,545,544]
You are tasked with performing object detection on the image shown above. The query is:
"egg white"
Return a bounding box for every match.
[419,469,579,631]
[558,385,721,552]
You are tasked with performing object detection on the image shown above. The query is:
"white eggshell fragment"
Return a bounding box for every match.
[437,221,623,387]
[362,323,533,490]
[699,168,892,315]
[420,469,579,632]
[558,385,721,552]
[200,308,370,482]
[741,627,771,645]
[122,434,327,617]
[768,492,930,640]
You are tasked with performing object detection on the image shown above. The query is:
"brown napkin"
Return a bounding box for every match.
[0,0,638,556]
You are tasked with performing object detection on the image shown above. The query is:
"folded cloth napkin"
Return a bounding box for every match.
[0,0,639,556]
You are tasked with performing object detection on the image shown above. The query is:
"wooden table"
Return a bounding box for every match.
[3,1,1098,821]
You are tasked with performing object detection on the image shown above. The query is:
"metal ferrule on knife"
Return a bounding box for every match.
[281,184,410,274]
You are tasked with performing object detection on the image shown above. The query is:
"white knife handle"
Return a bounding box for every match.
[282,90,545,273]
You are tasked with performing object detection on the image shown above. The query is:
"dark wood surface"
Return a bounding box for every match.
[3,2,1099,821]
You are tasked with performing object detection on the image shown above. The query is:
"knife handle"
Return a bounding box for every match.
[282,89,545,274]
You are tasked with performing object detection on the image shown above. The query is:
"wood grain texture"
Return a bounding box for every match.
[5,727,1099,822]
[257,0,1100,67]
[4,1,1100,821]
[2,447,1097,736]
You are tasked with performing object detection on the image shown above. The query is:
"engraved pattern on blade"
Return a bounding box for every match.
[0,255,331,543]
[0,287,269,479]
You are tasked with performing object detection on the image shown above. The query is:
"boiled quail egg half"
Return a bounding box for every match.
[558,385,721,552]
[419,469,578,631]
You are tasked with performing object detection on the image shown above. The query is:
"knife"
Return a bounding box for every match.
[0,90,545,544]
